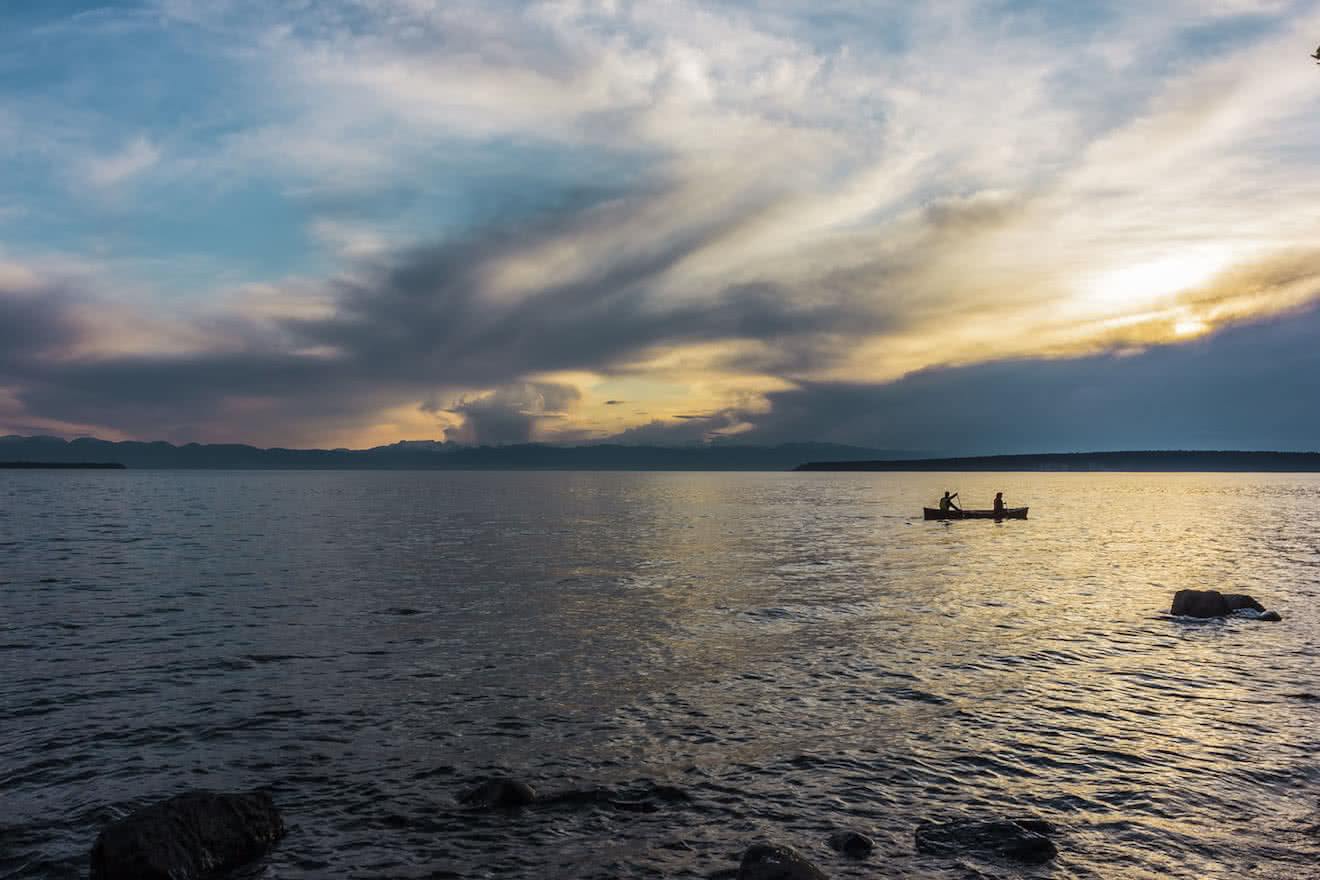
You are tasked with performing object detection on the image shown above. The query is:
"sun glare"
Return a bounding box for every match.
[1173,317,1208,336]
[1081,248,1234,314]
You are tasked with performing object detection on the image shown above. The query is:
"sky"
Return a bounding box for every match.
[2,0,1319,455]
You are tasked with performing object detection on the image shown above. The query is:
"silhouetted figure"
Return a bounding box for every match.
[939,491,960,512]
[993,492,1006,516]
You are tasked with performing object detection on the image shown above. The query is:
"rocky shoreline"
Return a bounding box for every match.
[90,781,1065,880]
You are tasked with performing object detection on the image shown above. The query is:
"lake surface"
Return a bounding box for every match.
[3,470,1319,879]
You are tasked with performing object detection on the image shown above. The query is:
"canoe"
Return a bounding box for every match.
[923,506,1028,520]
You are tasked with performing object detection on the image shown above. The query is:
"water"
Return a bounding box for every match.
[2,470,1319,879]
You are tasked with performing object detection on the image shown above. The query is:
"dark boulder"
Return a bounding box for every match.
[827,830,873,858]
[89,790,285,880]
[459,777,537,808]
[914,817,1057,864]
[737,842,829,880]
[1171,590,1274,619]
[1222,593,1266,613]
[1171,589,1229,617]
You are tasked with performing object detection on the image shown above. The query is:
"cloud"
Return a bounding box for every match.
[4,0,1320,449]
[4,172,1320,448]
[436,381,583,445]
[285,184,901,387]
[78,136,161,189]
[0,283,83,371]
[606,410,750,446]
[727,300,1320,455]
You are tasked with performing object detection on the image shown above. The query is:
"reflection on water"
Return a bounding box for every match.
[2,470,1319,879]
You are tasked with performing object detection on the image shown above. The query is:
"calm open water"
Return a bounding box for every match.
[2,470,1319,879]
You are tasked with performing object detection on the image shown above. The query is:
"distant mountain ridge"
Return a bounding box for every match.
[0,435,916,471]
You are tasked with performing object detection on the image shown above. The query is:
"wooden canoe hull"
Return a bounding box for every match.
[923,506,1028,520]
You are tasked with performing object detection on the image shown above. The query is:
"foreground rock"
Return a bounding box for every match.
[90,790,285,880]
[1170,590,1278,620]
[914,817,1057,864]
[737,843,828,880]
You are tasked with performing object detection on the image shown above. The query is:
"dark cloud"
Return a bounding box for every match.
[440,381,582,445]
[722,303,1320,454]
[18,351,346,432]
[4,182,900,442]
[291,199,895,387]
[0,286,83,371]
[4,180,1320,451]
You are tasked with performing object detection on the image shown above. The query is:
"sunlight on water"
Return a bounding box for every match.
[2,470,1319,879]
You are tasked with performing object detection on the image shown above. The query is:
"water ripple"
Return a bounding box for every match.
[2,470,1319,878]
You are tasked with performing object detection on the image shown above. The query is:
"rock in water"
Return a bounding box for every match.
[737,842,829,880]
[914,817,1057,864]
[90,790,285,880]
[1171,589,1272,619]
[827,830,874,858]
[459,777,537,808]
[1171,589,1230,617]
[1222,593,1265,613]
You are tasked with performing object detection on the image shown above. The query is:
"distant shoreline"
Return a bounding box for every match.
[0,461,127,469]
[4,437,1320,471]
[0,437,905,470]
[795,450,1320,472]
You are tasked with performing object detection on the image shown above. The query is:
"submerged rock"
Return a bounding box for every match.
[459,778,691,812]
[826,830,873,858]
[914,817,1057,864]
[89,789,285,880]
[459,777,537,808]
[737,843,829,880]
[538,781,690,813]
[1171,589,1269,618]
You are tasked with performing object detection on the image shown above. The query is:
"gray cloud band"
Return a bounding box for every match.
[3,188,1319,447]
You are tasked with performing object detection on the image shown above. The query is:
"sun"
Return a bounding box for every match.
[1081,247,1235,315]
[1173,317,1208,337]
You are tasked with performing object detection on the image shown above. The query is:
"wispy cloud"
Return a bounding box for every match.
[78,136,161,189]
